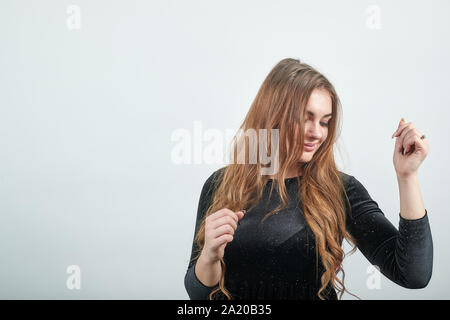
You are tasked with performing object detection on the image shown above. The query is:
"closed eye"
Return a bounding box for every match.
[304,119,329,127]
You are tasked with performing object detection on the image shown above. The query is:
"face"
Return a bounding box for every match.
[289,88,333,163]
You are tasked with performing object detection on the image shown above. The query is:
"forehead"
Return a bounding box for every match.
[305,89,332,115]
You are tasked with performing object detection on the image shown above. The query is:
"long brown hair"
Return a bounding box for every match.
[192,58,358,300]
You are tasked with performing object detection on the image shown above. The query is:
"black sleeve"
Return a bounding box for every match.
[184,168,224,299]
[344,175,433,289]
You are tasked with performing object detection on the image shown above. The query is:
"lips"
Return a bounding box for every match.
[304,143,316,152]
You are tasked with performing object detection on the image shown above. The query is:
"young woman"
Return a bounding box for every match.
[184,58,433,300]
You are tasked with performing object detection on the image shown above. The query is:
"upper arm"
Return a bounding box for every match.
[342,173,433,289]
[343,174,399,263]
[187,167,226,269]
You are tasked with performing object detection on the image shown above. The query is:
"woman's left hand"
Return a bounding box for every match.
[392,118,430,179]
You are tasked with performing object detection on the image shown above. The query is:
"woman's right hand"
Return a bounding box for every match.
[201,208,245,263]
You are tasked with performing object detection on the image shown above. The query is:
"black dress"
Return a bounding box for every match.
[184,167,433,300]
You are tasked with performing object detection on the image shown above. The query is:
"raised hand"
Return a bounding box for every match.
[392,118,429,178]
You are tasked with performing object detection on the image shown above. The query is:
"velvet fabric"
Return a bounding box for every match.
[184,167,433,300]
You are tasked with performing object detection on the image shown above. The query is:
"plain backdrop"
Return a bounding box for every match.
[0,0,449,299]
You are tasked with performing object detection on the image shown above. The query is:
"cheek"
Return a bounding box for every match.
[322,129,328,142]
[315,129,328,149]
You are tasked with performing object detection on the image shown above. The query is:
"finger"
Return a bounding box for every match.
[212,234,233,249]
[403,136,415,155]
[402,128,421,152]
[211,224,235,239]
[208,208,239,223]
[396,126,415,153]
[402,130,420,154]
[210,215,238,231]
[237,209,246,220]
[392,121,412,139]
[392,118,406,138]
[407,133,427,154]
[394,133,403,154]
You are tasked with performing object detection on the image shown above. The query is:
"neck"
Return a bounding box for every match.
[268,167,303,180]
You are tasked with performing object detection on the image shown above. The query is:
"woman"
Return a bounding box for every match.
[184,58,433,300]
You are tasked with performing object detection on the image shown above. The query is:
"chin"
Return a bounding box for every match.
[300,154,313,162]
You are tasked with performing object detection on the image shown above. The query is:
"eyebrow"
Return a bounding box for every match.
[306,111,333,118]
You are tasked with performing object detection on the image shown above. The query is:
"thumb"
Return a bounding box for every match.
[392,117,406,138]
[394,132,403,153]
[237,209,246,219]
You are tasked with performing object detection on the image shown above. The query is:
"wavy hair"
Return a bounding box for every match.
[192,58,359,300]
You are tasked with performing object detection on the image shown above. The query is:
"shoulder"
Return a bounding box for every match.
[206,166,227,184]
[338,170,372,197]
[201,166,228,195]
[337,170,354,189]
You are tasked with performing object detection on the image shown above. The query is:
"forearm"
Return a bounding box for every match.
[396,173,426,220]
[184,252,222,300]
[345,174,432,289]
[195,252,222,287]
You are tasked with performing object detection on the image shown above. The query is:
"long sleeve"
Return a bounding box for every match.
[184,168,224,299]
[344,174,433,289]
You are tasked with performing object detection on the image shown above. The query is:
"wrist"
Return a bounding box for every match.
[199,250,219,265]
[396,171,418,182]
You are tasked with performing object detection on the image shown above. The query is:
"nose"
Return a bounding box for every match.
[305,121,322,140]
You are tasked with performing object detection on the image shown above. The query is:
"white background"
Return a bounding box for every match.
[0,0,449,299]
